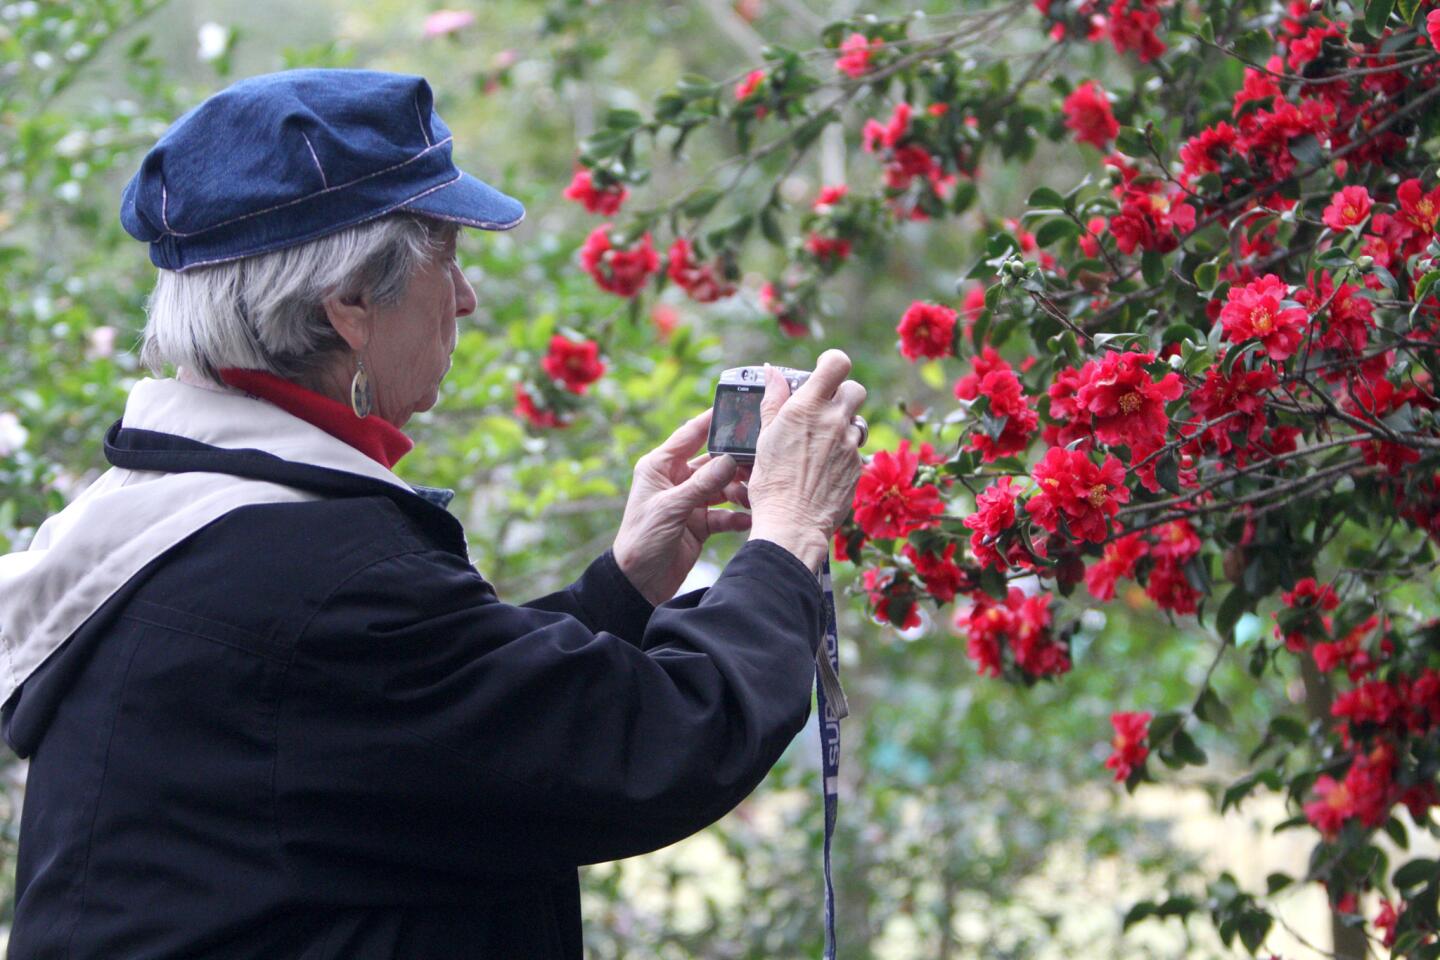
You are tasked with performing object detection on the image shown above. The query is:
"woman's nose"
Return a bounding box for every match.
[452,261,477,318]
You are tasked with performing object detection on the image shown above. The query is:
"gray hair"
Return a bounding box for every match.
[141,214,458,383]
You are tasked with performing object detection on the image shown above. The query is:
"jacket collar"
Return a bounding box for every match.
[104,377,466,553]
[0,377,468,717]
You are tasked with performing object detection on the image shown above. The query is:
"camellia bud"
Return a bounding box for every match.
[1006,258,1028,277]
[1354,255,1374,270]
[1168,353,1183,369]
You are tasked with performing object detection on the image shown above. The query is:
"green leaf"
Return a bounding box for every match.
[1028,186,1066,209]
[1266,872,1293,894]
[1195,687,1233,728]
[1394,859,1438,890]
[1233,28,1273,62]
[1193,261,1220,291]
[1385,816,1410,850]
[1410,269,1440,321]
[1148,711,1183,744]
[1237,909,1272,952]
[1396,0,1419,23]
[1268,714,1307,744]
[1393,930,1428,955]
[1365,0,1395,39]
[1122,900,1155,930]
[604,108,644,131]
[1141,249,1167,286]
[978,564,1008,601]
[759,208,785,247]
[1162,322,1203,345]
[680,189,723,218]
[1216,587,1249,640]
[1115,127,1148,158]
[1035,217,1081,247]
[1288,134,1324,168]
[1155,451,1181,494]
[1172,729,1208,766]
[1155,896,1197,918]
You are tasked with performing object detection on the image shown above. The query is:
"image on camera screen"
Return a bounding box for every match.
[708,383,764,458]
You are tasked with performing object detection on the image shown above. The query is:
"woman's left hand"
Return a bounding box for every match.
[612,409,753,605]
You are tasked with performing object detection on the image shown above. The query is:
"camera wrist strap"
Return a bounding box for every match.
[817,557,848,960]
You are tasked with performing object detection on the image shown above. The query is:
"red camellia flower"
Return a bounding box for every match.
[1110,187,1196,255]
[1331,679,1404,735]
[1314,614,1388,679]
[1062,81,1119,150]
[805,233,853,264]
[835,32,879,78]
[1321,186,1372,232]
[963,476,1023,569]
[1304,743,1396,837]
[1073,351,1183,449]
[902,542,972,604]
[1219,274,1308,360]
[1085,532,1148,601]
[1104,711,1151,782]
[562,168,628,216]
[1106,0,1166,61]
[541,334,606,394]
[1374,899,1403,949]
[1026,447,1129,543]
[852,440,946,539]
[733,69,767,118]
[957,588,1068,679]
[954,348,1039,461]
[812,184,849,211]
[579,226,660,297]
[1304,774,1352,837]
[1397,178,1440,235]
[667,237,737,303]
[759,281,808,337]
[513,384,566,429]
[1428,8,1440,50]
[896,301,958,362]
[1188,360,1279,455]
[862,568,922,630]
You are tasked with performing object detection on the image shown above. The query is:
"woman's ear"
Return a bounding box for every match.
[321,291,372,352]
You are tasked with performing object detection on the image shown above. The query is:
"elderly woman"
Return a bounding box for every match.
[0,71,865,958]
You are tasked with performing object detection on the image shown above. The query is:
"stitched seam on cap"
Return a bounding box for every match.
[299,131,328,189]
[170,173,522,270]
[159,136,455,238]
[414,94,432,147]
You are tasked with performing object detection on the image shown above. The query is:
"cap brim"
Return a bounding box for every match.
[399,170,525,231]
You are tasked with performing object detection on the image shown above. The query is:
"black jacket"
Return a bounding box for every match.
[3,420,823,958]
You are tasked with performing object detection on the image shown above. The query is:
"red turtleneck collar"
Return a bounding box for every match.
[217,368,414,469]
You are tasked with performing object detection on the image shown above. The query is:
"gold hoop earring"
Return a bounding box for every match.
[350,357,374,419]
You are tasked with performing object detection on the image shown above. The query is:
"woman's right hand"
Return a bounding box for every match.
[747,349,867,573]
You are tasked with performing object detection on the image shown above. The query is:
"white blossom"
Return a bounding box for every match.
[197,22,228,62]
[0,412,28,458]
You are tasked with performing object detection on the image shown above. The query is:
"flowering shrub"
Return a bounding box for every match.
[548,0,1440,950]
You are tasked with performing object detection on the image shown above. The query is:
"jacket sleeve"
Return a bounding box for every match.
[518,549,655,647]
[274,538,823,885]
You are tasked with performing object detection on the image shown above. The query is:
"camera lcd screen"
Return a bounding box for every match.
[708,383,764,459]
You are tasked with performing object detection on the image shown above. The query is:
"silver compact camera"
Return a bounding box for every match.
[707,365,811,463]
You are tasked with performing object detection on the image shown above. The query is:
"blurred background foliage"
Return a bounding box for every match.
[0,0,1332,956]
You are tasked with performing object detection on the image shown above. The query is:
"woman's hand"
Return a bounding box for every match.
[747,350,866,573]
[612,409,753,605]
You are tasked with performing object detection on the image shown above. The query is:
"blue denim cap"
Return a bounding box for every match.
[120,69,525,272]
